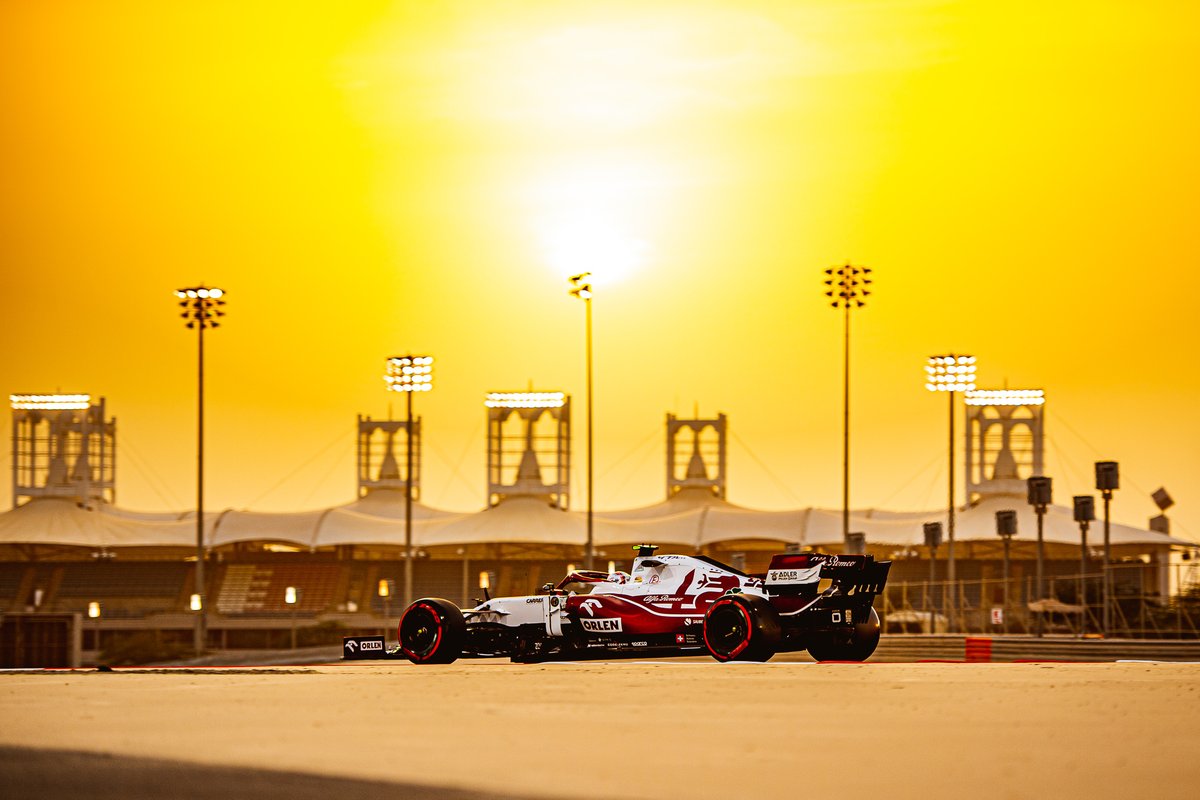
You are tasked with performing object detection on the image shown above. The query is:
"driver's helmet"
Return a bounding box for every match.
[607,572,631,584]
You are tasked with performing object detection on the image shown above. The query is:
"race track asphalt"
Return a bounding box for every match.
[3,660,1199,800]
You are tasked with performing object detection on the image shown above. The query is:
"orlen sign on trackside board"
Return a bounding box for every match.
[342,636,387,660]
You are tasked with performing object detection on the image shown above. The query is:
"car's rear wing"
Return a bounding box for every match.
[762,553,891,602]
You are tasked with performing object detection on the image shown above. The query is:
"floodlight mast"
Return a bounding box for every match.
[924,353,976,633]
[484,392,566,409]
[824,264,872,550]
[386,355,433,607]
[174,285,227,656]
[568,273,594,570]
[9,394,97,509]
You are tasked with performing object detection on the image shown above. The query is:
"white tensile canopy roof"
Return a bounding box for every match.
[0,488,1185,552]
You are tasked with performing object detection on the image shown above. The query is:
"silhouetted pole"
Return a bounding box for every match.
[824,264,871,549]
[947,387,955,630]
[1027,476,1052,638]
[175,285,226,656]
[1096,461,1119,636]
[569,273,595,570]
[925,355,976,633]
[1074,495,1095,637]
[996,510,1017,636]
[924,522,942,633]
[405,386,414,605]
[586,293,593,569]
[385,355,433,607]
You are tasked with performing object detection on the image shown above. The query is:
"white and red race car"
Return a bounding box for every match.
[344,545,890,664]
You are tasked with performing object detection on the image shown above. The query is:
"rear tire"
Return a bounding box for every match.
[703,594,781,662]
[806,607,881,662]
[398,598,466,664]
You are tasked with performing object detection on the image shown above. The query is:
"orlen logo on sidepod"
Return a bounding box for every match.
[580,617,623,633]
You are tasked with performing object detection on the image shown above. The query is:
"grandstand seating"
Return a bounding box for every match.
[56,562,188,599]
[215,562,341,615]
[50,562,189,618]
[0,563,26,608]
[4,556,583,627]
[369,559,572,613]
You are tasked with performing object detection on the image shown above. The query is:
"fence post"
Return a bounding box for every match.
[925,578,933,634]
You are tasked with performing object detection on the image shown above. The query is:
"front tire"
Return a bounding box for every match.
[806,607,881,662]
[398,598,466,664]
[703,594,781,662]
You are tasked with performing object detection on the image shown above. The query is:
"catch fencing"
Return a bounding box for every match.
[881,561,1200,638]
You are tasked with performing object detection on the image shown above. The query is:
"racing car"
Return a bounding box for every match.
[344,545,890,664]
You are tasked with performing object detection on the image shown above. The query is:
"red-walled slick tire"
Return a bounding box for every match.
[703,594,781,662]
[397,598,466,664]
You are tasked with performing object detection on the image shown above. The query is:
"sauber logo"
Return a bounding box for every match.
[580,598,604,617]
[580,618,623,633]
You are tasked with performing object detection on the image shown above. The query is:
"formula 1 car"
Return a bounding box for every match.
[344,545,890,664]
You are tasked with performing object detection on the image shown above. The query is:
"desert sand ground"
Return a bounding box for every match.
[2,660,1199,800]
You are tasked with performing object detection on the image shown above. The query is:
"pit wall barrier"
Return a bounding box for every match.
[869,634,1200,663]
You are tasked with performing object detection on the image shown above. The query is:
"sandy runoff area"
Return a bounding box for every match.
[2,660,1199,800]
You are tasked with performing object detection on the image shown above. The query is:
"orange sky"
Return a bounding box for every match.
[1,1,1197,543]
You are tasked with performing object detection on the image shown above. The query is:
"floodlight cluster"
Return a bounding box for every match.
[385,355,434,392]
[174,288,223,299]
[823,263,873,308]
[965,389,1045,407]
[485,392,566,409]
[568,272,593,300]
[10,393,92,410]
[174,285,227,330]
[924,355,977,392]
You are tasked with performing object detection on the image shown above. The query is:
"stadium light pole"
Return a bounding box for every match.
[386,355,433,607]
[924,354,976,633]
[824,263,872,549]
[175,284,226,656]
[1027,475,1053,637]
[569,273,595,570]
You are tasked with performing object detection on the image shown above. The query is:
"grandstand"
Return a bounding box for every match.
[1,393,1191,661]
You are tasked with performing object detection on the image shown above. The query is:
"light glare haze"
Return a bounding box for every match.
[1,1,1197,541]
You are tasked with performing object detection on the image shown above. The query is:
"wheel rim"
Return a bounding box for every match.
[705,600,752,660]
[400,604,443,661]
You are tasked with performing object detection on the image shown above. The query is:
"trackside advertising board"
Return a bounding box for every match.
[342,635,388,660]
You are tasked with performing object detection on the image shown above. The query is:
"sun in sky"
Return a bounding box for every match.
[529,160,655,285]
